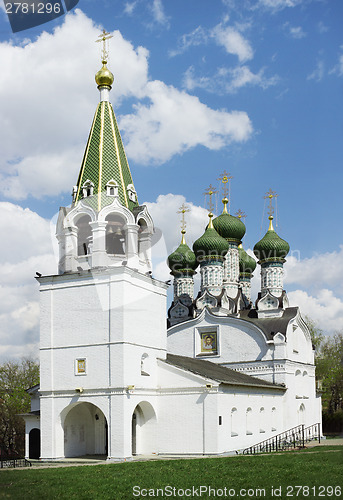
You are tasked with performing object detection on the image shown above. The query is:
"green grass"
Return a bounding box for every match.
[0,447,342,500]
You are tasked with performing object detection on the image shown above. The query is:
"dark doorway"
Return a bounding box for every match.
[29,428,40,459]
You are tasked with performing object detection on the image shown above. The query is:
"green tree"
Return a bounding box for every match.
[0,357,39,457]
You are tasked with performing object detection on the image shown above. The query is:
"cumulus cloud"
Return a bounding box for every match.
[0,9,253,200]
[120,80,253,164]
[183,65,279,94]
[330,47,343,77]
[288,289,343,334]
[0,203,56,361]
[255,0,303,10]
[284,24,306,39]
[169,26,207,57]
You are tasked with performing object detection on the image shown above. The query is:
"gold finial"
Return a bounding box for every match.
[96,29,113,63]
[208,211,214,229]
[177,203,190,243]
[268,215,274,231]
[218,170,233,214]
[203,184,217,214]
[264,188,278,218]
[235,209,247,221]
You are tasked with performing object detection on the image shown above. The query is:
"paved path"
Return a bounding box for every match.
[2,438,342,470]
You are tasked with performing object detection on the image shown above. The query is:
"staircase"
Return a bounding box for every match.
[242,423,321,455]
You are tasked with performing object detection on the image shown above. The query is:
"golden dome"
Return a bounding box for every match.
[95,61,114,88]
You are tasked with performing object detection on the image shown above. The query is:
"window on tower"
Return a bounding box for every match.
[106,179,118,197]
[76,215,92,256]
[82,180,94,198]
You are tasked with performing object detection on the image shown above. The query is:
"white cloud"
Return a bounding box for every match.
[120,80,253,164]
[150,0,169,27]
[287,25,307,39]
[0,9,253,199]
[317,21,329,34]
[330,47,343,77]
[0,203,57,361]
[124,1,138,15]
[183,65,279,94]
[307,59,325,82]
[284,247,343,295]
[288,289,343,334]
[256,0,303,10]
[169,26,207,57]
[211,23,254,62]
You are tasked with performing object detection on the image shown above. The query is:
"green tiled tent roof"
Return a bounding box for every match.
[75,101,138,212]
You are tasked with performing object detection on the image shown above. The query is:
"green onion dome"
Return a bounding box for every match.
[168,232,198,276]
[193,214,229,263]
[95,61,114,88]
[238,244,257,276]
[253,216,290,263]
[212,199,246,243]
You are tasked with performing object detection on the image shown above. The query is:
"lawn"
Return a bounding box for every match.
[0,446,342,500]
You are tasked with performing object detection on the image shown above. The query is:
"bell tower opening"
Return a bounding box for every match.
[76,215,92,256]
[105,214,126,255]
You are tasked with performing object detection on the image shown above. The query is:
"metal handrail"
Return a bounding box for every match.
[0,457,32,468]
[242,422,320,455]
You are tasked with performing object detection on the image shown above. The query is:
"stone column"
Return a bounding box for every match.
[90,221,108,268]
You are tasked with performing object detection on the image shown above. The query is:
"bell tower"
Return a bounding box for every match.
[38,30,167,461]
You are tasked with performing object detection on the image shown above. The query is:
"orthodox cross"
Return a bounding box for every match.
[235,209,247,221]
[177,203,190,233]
[203,184,217,214]
[264,188,278,217]
[218,170,233,213]
[96,29,113,62]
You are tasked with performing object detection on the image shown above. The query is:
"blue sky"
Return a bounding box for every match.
[0,0,342,359]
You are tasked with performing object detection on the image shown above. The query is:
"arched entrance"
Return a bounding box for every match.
[63,403,107,458]
[131,402,157,456]
[29,428,40,459]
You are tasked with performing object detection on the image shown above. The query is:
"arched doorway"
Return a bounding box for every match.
[63,403,107,458]
[29,428,40,459]
[131,402,157,456]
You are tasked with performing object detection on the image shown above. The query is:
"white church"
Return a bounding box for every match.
[23,34,322,461]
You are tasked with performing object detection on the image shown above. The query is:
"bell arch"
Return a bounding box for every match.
[76,214,92,256]
[105,213,126,255]
[131,401,157,456]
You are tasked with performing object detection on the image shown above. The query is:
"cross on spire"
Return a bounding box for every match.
[203,184,217,214]
[96,29,113,63]
[177,203,190,234]
[264,188,278,217]
[218,170,233,214]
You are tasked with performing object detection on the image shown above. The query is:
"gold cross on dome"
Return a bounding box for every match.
[264,188,278,217]
[96,29,113,62]
[203,184,217,213]
[177,203,190,232]
[217,170,232,198]
[235,209,247,221]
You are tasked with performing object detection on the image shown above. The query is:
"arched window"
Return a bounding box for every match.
[106,179,118,197]
[105,214,126,255]
[298,403,306,425]
[246,408,253,435]
[127,183,136,202]
[259,407,265,433]
[231,408,238,437]
[138,219,148,260]
[76,215,92,256]
[141,353,150,376]
[82,180,94,198]
[271,407,277,432]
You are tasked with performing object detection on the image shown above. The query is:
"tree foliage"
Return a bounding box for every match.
[305,317,343,416]
[0,357,39,457]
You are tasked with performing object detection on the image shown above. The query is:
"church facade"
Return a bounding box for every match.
[23,39,321,460]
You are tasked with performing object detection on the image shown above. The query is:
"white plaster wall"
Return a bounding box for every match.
[168,311,270,363]
[23,416,40,459]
